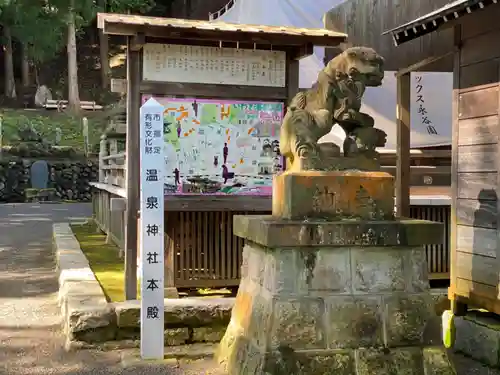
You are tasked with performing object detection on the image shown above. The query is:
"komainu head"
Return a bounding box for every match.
[326,46,385,87]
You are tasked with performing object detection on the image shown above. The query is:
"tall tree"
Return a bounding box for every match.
[3,24,16,98]
[98,0,110,89]
[98,0,155,89]
[66,0,79,111]
[10,1,66,88]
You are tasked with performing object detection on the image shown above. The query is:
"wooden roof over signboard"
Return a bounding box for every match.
[97,13,347,47]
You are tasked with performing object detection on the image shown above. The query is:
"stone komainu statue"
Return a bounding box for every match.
[280,46,387,172]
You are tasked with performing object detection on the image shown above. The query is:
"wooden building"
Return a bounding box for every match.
[324,0,455,71]
[386,0,500,315]
[95,13,346,298]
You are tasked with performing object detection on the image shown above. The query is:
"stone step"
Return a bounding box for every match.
[443,309,500,368]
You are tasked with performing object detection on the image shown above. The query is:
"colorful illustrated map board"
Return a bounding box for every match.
[142,96,284,185]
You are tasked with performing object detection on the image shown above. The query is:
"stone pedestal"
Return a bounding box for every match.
[217,171,456,375]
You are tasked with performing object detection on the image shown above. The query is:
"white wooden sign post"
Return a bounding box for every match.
[139,98,165,359]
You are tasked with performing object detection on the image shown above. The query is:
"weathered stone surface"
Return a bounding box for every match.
[297,248,351,294]
[407,247,430,292]
[263,247,299,294]
[233,215,444,248]
[270,298,326,349]
[54,223,117,344]
[114,297,233,328]
[116,328,139,341]
[65,299,116,341]
[422,347,456,375]
[352,247,405,293]
[217,324,261,374]
[263,349,354,375]
[431,290,450,316]
[222,210,453,374]
[384,294,434,347]
[326,296,383,348]
[355,347,424,375]
[165,328,189,346]
[246,292,273,349]
[245,244,267,286]
[192,326,226,343]
[272,171,394,220]
[454,311,500,367]
[261,245,352,296]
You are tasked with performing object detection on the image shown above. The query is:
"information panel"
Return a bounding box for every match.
[142,95,284,195]
[143,43,286,87]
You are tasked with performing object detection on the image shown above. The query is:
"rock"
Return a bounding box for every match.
[192,326,226,343]
[454,311,500,367]
[0,159,97,203]
[114,298,234,328]
[165,328,189,346]
[65,303,117,342]
[34,85,52,107]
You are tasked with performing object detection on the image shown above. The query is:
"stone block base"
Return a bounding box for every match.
[218,216,455,374]
[218,333,455,375]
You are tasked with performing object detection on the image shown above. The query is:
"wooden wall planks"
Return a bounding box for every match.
[456,224,497,258]
[324,0,454,71]
[459,60,500,90]
[460,4,500,40]
[460,31,500,67]
[451,8,500,310]
[457,173,497,199]
[456,251,497,286]
[456,199,497,229]
[458,87,499,120]
[458,115,499,146]
[457,144,497,172]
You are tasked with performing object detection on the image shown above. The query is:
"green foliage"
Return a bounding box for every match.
[107,0,156,14]
[11,4,66,63]
[0,0,160,65]
[1,109,106,151]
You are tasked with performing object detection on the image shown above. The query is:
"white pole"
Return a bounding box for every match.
[139,98,165,359]
[0,115,3,159]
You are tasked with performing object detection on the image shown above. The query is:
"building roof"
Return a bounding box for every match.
[384,0,497,46]
[97,13,347,47]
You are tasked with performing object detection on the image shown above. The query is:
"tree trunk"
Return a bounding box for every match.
[21,43,30,88]
[98,0,110,89]
[3,25,16,99]
[67,2,80,112]
[99,30,110,89]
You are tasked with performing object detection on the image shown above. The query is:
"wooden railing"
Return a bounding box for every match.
[91,183,126,251]
[101,152,126,187]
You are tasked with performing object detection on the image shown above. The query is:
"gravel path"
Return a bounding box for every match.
[0,202,496,375]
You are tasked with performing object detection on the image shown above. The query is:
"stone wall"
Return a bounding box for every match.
[0,159,97,202]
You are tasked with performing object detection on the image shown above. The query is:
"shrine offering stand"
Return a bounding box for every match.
[217,171,455,374]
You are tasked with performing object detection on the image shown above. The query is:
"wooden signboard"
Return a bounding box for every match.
[142,43,287,87]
